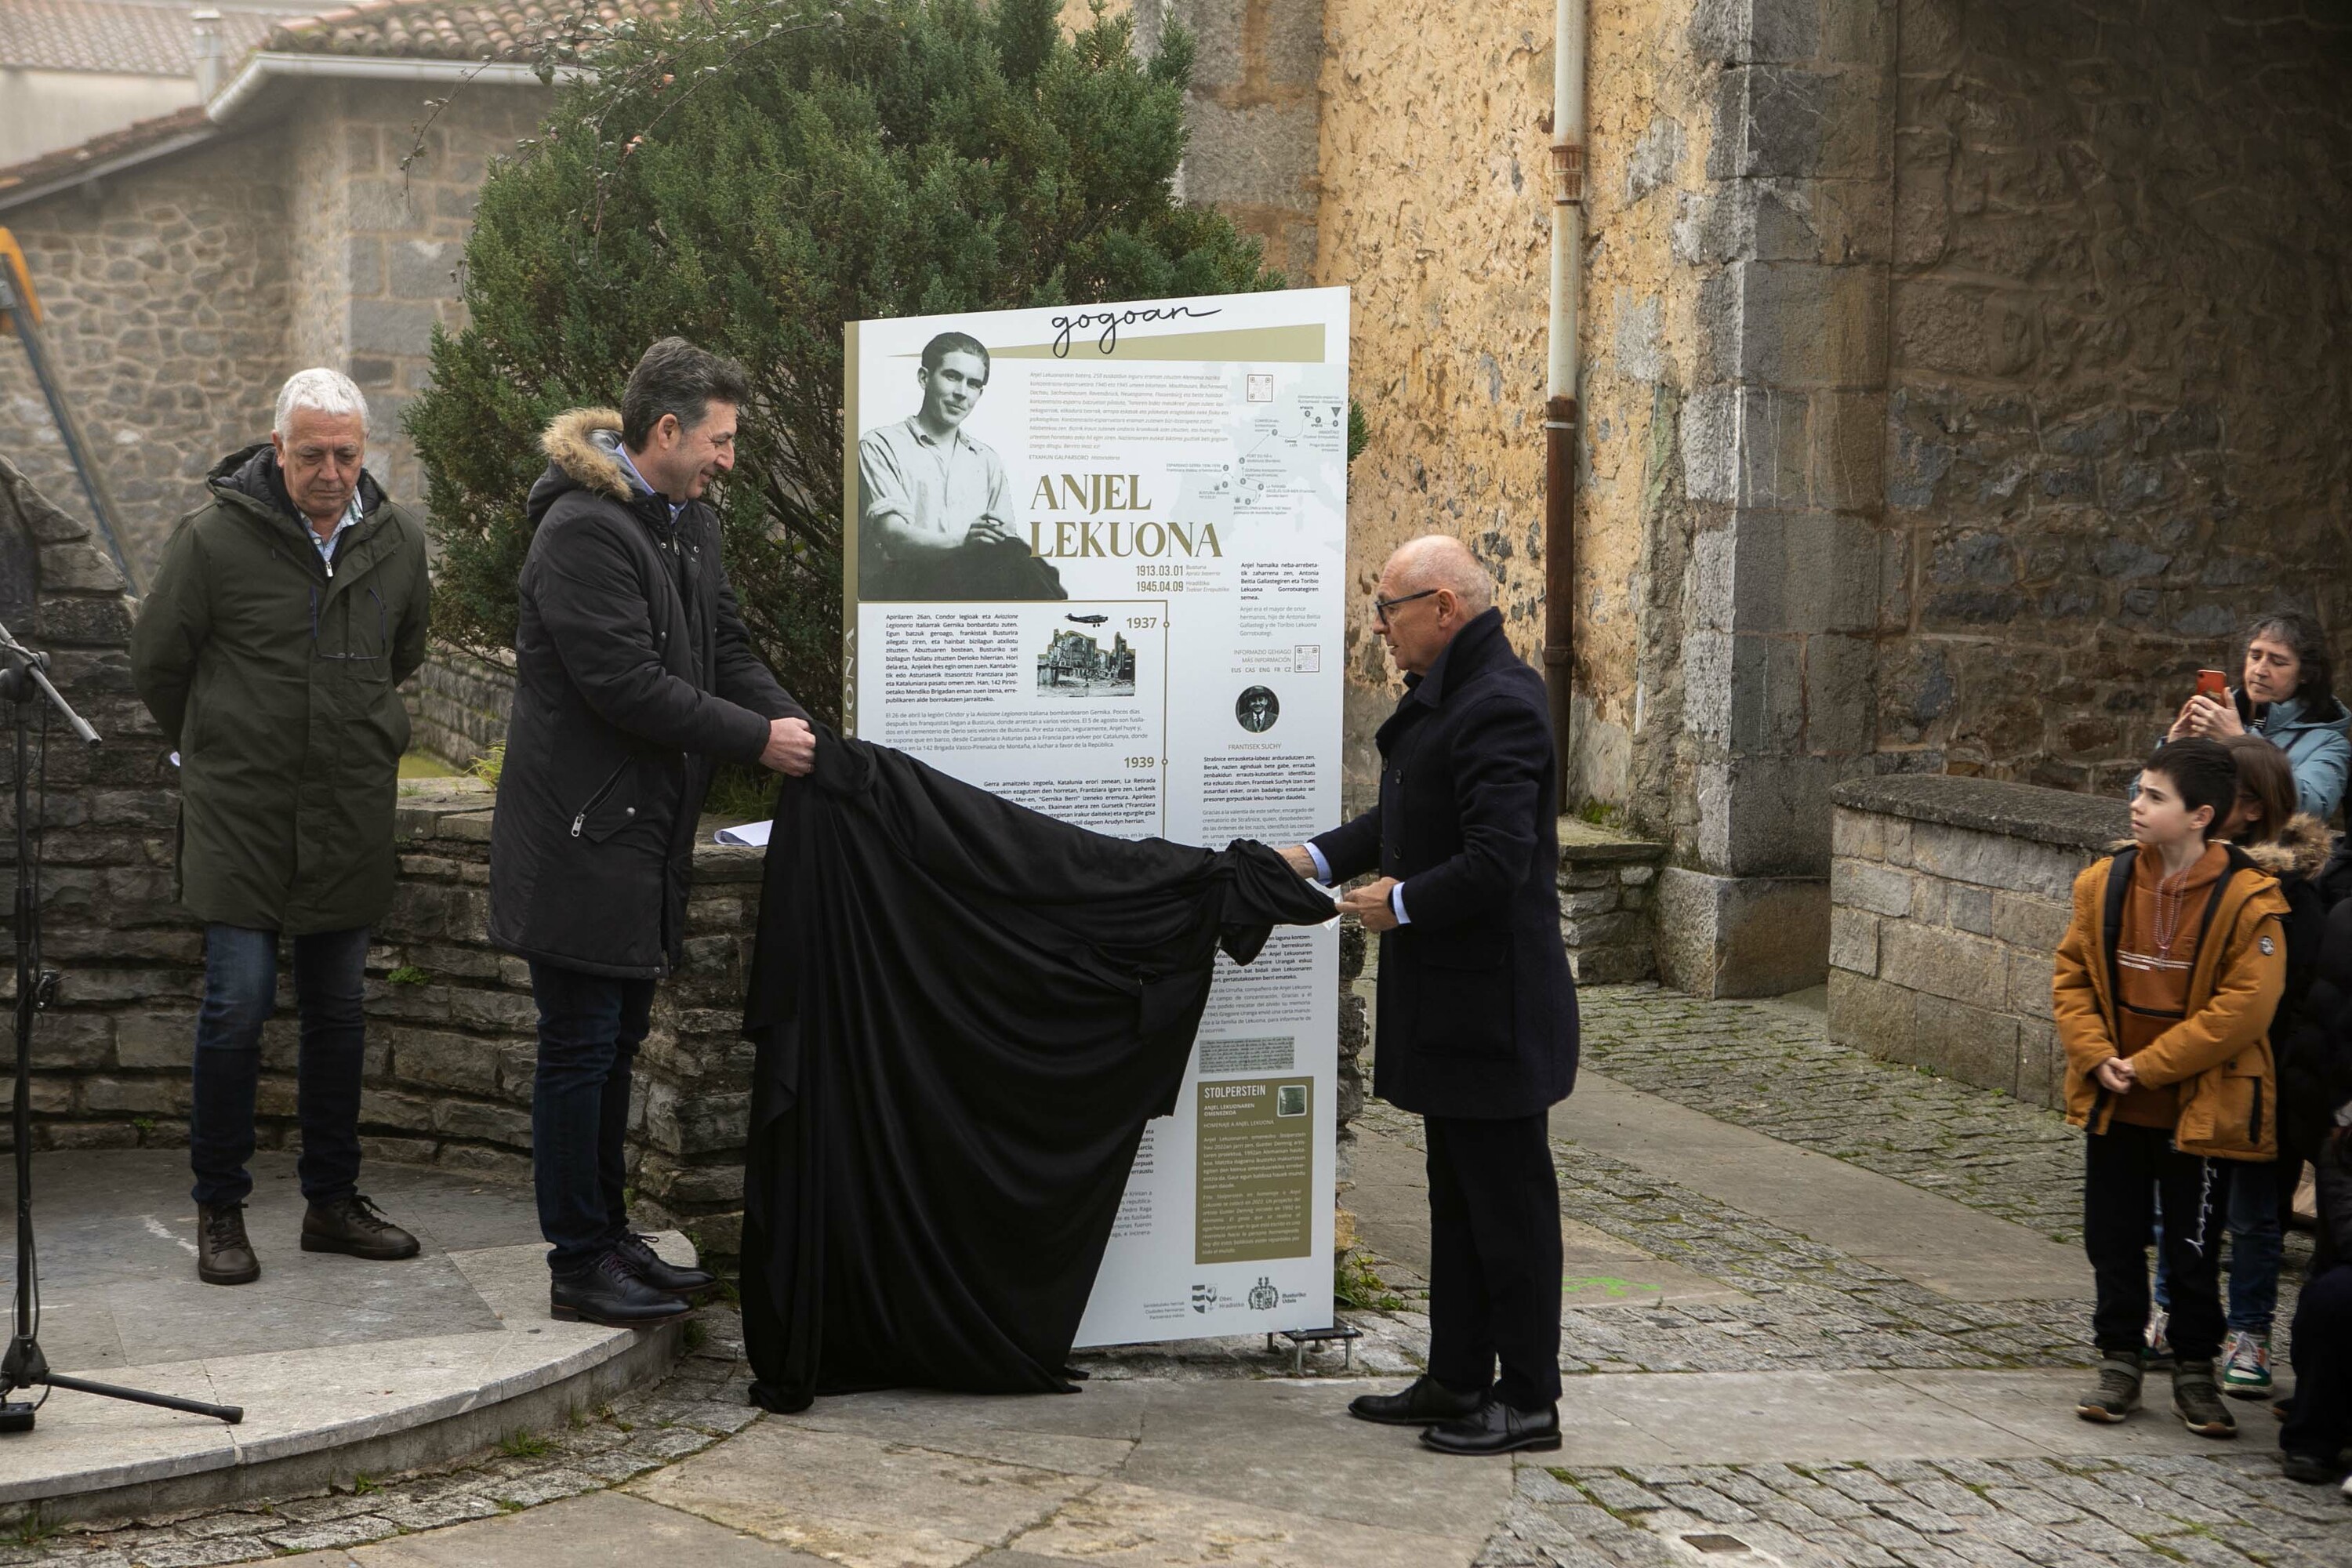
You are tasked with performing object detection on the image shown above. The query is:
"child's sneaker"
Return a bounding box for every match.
[2172,1359,2238,1438]
[2144,1312,2175,1370]
[2077,1355,2143,1423]
[2221,1330,2272,1398]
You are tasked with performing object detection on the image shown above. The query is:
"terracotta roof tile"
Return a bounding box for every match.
[266,0,671,62]
[0,0,286,76]
[0,103,212,198]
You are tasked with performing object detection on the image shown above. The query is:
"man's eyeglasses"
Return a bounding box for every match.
[1372,587,1439,622]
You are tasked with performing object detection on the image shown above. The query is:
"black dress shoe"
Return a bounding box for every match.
[1347,1374,1487,1426]
[613,1231,717,1298]
[551,1250,691,1328]
[197,1201,259,1287]
[301,1193,422,1260]
[2281,1450,2344,1485]
[1421,1396,1563,1456]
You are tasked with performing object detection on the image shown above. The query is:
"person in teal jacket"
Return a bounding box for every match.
[2165,613,2350,824]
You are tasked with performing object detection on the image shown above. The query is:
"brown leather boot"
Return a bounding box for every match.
[300,1193,421,1261]
[197,1201,259,1286]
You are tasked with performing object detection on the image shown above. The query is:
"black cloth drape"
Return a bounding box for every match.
[738,733,1335,1410]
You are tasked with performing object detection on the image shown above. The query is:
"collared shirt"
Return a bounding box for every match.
[1304,842,1410,925]
[306,491,365,572]
[858,417,1009,550]
[613,441,687,524]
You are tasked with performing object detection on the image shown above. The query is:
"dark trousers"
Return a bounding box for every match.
[189,924,368,1208]
[2281,1261,2352,1461]
[1424,1111,1563,1408]
[528,960,655,1275]
[2084,1123,2225,1362]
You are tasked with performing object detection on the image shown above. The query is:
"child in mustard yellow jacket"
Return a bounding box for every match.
[2053,738,2286,1438]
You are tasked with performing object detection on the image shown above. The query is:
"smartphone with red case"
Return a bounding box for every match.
[2195,669,2228,701]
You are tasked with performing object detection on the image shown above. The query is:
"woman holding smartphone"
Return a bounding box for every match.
[2167,613,2351,823]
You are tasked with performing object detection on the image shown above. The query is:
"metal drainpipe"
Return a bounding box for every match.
[1543,0,1588,811]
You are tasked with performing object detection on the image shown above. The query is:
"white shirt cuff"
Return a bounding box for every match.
[1391,883,1410,925]
[1305,843,1332,882]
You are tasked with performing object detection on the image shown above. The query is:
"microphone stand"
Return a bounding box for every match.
[0,619,241,1432]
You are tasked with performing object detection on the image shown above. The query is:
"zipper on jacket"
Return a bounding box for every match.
[2250,1078,2264,1144]
[570,761,631,838]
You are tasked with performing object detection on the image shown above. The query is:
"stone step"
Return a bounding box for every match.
[0,1149,684,1529]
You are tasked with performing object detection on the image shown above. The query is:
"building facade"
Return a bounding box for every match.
[5,0,2347,996]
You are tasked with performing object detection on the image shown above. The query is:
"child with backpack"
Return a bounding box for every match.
[2054,738,2288,1436]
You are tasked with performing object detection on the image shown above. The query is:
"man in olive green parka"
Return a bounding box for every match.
[131,368,432,1287]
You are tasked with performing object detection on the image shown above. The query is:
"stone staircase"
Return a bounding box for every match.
[1558,815,1667,985]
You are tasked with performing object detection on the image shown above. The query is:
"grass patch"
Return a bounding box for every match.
[703,763,777,825]
[387,965,430,986]
[1573,799,1627,831]
[352,1473,379,1496]
[468,744,506,790]
[496,1429,554,1460]
[682,1319,710,1354]
[1334,1250,1403,1312]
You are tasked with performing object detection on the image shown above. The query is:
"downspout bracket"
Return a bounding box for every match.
[1551,142,1585,205]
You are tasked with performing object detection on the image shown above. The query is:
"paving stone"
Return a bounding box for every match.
[256,1515,395,1552]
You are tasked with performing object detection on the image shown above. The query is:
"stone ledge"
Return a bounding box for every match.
[1557,815,1668,864]
[1831,775,2128,854]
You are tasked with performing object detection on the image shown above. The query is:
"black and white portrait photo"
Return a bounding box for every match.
[1236,686,1279,734]
[856,331,1064,602]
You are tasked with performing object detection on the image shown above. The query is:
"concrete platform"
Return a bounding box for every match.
[0,1150,687,1526]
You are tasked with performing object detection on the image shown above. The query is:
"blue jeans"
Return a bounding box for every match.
[2154,1160,2283,1337]
[189,924,368,1208]
[528,961,655,1276]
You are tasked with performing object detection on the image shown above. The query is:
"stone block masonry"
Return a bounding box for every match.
[405,644,517,770]
[1878,0,2352,792]
[1827,771,2126,1108]
[1555,815,1666,985]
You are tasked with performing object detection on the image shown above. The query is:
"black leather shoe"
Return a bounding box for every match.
[301,1193,422,1260]
[1421,1396,1563,1456]
[613,1231,717,1298]
[2282,1450,2344,1485]
[551,1250,691,1328]
[197,1201,259,1286]
[1347,1374,1487,1427]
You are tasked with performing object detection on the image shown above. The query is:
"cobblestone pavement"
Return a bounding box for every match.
[1357,1099,2096,1377]
[1488,1454,2352,1568]
[1577,986,2091,1244]
[14,984,2349,1567]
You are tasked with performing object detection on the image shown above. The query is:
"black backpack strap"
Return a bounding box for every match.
[2102,846,2136,1014]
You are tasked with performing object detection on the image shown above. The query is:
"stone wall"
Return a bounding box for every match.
[1310,0,1560,803]
[1826,772,2126,1108]
[407,644,517,770]
[1558,816,1665,985]
[1136,0,1323,285]
[0,81,550,580]
[0,132,291,581]
[1879,0,2352,793]
[284,82,546,510]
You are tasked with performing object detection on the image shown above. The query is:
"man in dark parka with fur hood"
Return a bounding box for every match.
[131,368,431,1288]
[489,339,814,1327]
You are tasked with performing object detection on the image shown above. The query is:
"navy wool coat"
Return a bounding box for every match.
[1312,608,1578,1120]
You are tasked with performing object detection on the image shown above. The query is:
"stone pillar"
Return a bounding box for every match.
[1135,0,1323,281]
[1655,0,1897,997]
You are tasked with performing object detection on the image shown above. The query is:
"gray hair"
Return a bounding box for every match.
[273,367,370,438]
[1390,533,1495,614]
